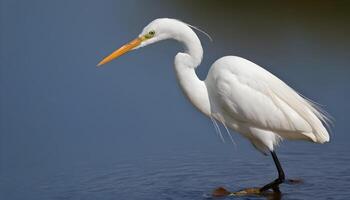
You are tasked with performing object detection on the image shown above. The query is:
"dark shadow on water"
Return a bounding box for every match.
[209,178,303,200]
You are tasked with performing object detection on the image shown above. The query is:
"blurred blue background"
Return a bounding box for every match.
[1,0,349,199]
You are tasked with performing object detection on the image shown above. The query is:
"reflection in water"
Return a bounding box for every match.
[1,1,350,200]
[35,144,350,200]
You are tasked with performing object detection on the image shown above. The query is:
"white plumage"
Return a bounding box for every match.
[97,18,331,192]
[205,56,329,153]
[98,18,330,154]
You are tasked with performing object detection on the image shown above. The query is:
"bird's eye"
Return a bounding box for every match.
[145,30,155,39]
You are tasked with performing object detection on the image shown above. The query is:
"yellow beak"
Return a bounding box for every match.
[97,37,143,66]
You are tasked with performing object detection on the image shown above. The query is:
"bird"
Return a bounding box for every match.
[97,18,330,194]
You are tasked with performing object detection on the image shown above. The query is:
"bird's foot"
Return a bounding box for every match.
[211,179,302,198]
[260,177,304,192]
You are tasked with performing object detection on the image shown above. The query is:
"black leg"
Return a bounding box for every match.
[260,151,285,193]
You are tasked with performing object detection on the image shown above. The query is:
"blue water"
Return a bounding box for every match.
[2,139,350,200]
[1,0,350,199]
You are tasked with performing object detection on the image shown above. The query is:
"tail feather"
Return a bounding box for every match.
[268,76,332,143]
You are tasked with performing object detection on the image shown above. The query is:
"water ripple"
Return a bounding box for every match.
[34,146,350,200]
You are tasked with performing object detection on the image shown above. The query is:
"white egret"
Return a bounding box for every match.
[97,18,330,194]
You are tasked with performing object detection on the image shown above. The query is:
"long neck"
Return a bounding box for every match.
[173,30,211,116]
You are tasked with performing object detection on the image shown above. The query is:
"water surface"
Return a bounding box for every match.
[1,1,350,199]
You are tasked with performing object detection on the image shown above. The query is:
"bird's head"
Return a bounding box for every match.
[97,18,201,66]
[97,18,183,66]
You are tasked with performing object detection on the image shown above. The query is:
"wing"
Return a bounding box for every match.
[206,56,330,143]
